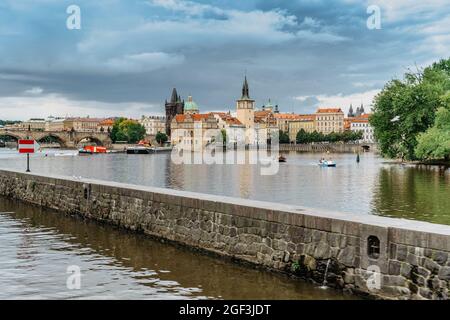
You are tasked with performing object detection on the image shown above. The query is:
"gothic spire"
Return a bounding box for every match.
[241,76,250,99]
[171,88,178,103]
[348,104,354,117]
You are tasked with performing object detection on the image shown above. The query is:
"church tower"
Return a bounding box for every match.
[165,88,184,137]
[236,76,255,130]
[348,104,354,118]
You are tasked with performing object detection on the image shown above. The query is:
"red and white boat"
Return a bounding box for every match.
[78,145,107,154]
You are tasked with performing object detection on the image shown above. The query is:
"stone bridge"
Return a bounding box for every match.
[0,129,112,148]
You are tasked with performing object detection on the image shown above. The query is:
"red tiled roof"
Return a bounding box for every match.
[316,108,343,114]
[98,119,114,126]
[174,113,213,122]
[347,113,371,123]
[212,113,243,126]
[274,113,315,120]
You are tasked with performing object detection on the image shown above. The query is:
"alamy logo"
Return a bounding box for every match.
[66,5,81,30]
[170,128,280,175]
[66,265,81,290]
[367,5,382,30]
[366,265,381,290]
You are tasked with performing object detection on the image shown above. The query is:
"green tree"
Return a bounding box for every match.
[296,129,310,143]
[415,107,450,161]
[309,131,322,142]
[370,58,450,160]
[279,130,290,144]
[110,118,146,143]
[156,131,168,145]
[119,120,146,143]
[220,129,227,145]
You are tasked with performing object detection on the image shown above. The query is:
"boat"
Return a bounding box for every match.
[79,145,107,154]
[318,160,336,167]
[278,155,287,163]
[126,145,152,154]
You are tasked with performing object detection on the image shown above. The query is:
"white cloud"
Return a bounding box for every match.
[105,52,185,73]
[150,0,222,16]
[76,0,347,56]
[295,89,381,112]
[24,87,43,95]
[0,93,162,120]
[369,0,449,22]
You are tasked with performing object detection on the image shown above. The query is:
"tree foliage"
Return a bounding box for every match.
[110,118,146,143]
[415,107,450,161]
[370,58,450,160]
[156,131,168,145]
[295,129,363,144]
[279,130,290,144]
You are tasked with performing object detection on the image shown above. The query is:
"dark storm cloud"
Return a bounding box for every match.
[0,0,448,119]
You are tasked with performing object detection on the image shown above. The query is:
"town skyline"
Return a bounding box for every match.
[1,1,449,120]
[0,81,371,122]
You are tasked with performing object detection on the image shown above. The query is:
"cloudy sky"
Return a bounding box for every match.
[0,0,449,120]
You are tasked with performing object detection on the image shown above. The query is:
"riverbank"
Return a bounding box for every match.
[279,143,378,153]
[1,168,449,300]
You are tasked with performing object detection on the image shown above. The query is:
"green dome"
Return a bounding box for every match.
[185,95,199,111]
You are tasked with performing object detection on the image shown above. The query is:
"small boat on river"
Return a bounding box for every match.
[79,145,108,154]
[279,155,287,163]
[318,160,336,167]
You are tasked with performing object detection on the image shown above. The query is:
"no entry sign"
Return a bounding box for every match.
[18,139,40,154]
[18,139,40,172]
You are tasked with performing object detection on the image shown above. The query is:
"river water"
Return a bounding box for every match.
[1,148,449,224]
[0,147,448,299]
[0,197,352,299]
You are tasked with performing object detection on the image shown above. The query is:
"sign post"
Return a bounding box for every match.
[18,139,40,172]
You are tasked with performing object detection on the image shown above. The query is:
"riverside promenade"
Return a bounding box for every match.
[0,168,449,300]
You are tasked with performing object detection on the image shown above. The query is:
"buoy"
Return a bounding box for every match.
[356,153,360,163]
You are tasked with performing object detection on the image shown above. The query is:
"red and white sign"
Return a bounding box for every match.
[18,139,40,154]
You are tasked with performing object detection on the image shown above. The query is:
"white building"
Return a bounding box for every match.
[140,115,166,135]
[350,114,375,143]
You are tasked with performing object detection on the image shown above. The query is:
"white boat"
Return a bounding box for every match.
[319,160,336,167]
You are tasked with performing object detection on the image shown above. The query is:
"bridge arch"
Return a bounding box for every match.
[75,136,105,147]
[36,134,68,148]
[0,132,23,146]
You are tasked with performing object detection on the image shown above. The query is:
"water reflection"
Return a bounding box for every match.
[0,149,449,225]
[372,164,450,224]
[0,197,352,300]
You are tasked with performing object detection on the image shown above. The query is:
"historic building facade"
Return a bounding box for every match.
[236,77,255,131]
[165,88,184,137]
[315,108,345,134]
[170,113,219,150]
[349,114,375,143]
[288,115,316,142]
[140,116,166,135]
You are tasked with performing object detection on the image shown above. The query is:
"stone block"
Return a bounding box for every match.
[423,258,440,274]
[389,228,428,248]
[313,242,331,260]
[400,263,412,278]
[388,260,401,275]
[438,266,450,280]
[343,269,355,284]
[406,253,419,266]
[337,246,356,267]
[433,251,448,266]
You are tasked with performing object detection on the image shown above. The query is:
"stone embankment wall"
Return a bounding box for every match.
[0,169,449,300]
[279,143,378,153]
